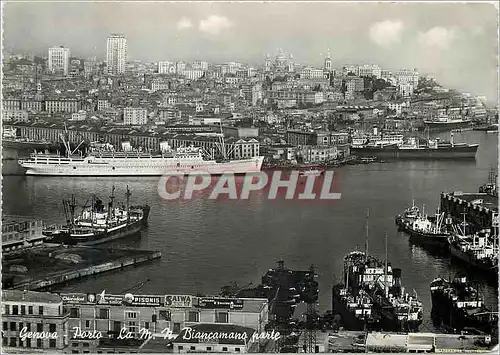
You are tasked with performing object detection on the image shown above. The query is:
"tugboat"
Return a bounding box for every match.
[430,275,498,335]
[447,229,498,279]
[43,186,150,246]
[395,199,420,230]
[299,168,324,176]
[399,207,451,251]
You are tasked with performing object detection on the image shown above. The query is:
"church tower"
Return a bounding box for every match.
[265,53,271,72]
[288,53,294,73]
[324,49,332,71]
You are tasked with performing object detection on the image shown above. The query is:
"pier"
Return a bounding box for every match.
[2,244,161,291]
[440,191,498,230]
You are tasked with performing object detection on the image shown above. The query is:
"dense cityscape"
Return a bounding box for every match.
[1,3,499,355]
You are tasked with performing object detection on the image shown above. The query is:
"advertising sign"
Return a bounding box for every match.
[95,291,164,307]
[165,295,193,308]
[60,293,88,304]
[197,298,244,310]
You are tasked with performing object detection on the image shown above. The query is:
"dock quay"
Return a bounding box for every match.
[301,331,494,353]
[440,191,498,230]
[2,244,161,291]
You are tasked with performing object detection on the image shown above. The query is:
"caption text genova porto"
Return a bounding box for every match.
[70,326,281,342]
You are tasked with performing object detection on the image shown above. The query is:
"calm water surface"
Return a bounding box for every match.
[2,131,498,331]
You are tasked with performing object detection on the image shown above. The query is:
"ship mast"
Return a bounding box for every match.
[384,231,388,298]
[126,185,131,224]
[108,185,116,223]
[364,208,369,263]
[69,195,76,235]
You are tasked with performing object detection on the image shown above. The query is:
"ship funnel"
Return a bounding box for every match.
[373,126,378,135]
[393,268,402,296]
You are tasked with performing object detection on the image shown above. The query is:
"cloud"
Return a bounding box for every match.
[199,15,232,35]
[418,27,456,48]
[369,20,404,48]
[176,17,193,30]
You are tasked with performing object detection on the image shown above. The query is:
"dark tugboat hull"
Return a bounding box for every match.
[407,229,449,250]
[332,285,379,331]
[448,244,498,279]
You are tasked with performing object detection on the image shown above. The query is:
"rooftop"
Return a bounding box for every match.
[2,290,62,304]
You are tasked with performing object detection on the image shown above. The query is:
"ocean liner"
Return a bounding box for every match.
[430,275,498,335]
[42,186,150,246]
[18,133,264,176]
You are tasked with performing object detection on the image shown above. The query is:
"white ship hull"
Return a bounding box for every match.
[19,156,264,176]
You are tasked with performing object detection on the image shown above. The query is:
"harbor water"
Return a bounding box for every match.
[2,131,498,332]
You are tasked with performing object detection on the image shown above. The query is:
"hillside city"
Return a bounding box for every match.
[2,33,499,164]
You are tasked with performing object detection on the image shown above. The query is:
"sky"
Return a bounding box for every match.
[3,1,499,102]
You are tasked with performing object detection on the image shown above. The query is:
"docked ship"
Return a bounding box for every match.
[351,132,478,160]
[332,252,381,331]
[18,136,264,176]
[42,186,150,246]
[395,199,421,229]
[423,111,472,132]
[447,228,498,279]
[336,247,424,332]
[430,275,498,335]
[397,204,451,251]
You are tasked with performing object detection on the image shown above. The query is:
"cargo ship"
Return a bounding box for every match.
[351,133,478,160]
[42,186,150,246]
[337,248,423,332]
[430,275,498,335]
[331,252,381,331]
[18,135,264,176]
[423,112,472,132]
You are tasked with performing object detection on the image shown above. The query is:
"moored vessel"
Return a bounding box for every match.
[430,275,498,335]
[43,186,150,246]
[18,137,264,176]
[397,205,451,251]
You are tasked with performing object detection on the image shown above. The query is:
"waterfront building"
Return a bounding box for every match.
[106,34,127,75]
[123,107,148,125]
[2,217,46,253]
[60,293,268,344]
[48,46,70,76]
[1,290,69,351]
[299,145,339,163]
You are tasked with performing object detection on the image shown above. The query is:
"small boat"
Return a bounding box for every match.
[299,168,324,176]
